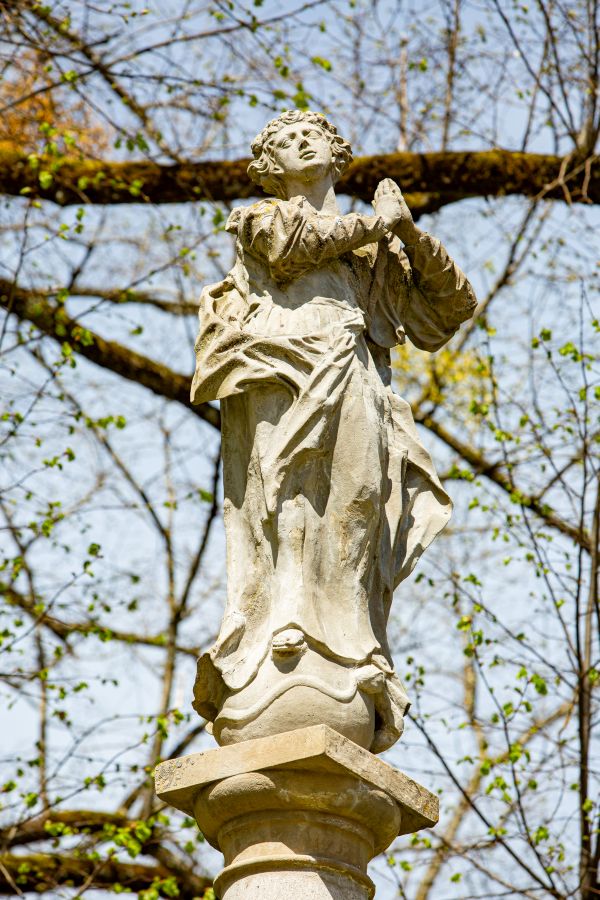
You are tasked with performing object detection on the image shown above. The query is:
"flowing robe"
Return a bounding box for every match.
[191,196,477,734]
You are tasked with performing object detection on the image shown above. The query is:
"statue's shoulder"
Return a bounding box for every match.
[225,198,283,235]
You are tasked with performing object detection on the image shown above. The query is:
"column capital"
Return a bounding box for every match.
[155,725,438,899]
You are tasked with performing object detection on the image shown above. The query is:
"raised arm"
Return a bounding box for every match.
[227,199,389,284]
[374,180,477,351]
[400,229,477,351]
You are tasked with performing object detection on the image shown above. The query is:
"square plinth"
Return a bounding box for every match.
[155,724,438,835]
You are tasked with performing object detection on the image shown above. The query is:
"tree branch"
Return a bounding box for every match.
[1,810,130,849]
[3,584,199,657]
[0,278,220,430]
[0,851,211,896]
[414,700,572,899]
[0,148,597,207]
[416,412,592,552]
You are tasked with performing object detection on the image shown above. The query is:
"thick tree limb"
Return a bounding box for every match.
[0,148,597,207]
[1,810,130,849]
[0,851,211,896]
[0,811,212,897]
[0,279,220,429]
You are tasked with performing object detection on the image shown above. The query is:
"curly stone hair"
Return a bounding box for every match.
[247,110,352,198]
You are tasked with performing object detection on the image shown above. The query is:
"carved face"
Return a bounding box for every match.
[269,122,333,184]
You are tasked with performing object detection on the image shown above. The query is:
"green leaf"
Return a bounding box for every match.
[311,56,332,71]
[39,171,53,189]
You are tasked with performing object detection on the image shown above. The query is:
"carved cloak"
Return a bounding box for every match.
[191,197,476,735]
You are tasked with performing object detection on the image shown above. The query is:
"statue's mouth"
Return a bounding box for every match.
[300,150,316,159]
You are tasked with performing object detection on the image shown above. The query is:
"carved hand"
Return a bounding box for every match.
[373,178,419,244]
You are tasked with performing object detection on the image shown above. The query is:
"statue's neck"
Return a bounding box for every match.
[284,178,339,214]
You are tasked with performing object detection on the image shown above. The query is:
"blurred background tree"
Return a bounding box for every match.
[0,2,598,898]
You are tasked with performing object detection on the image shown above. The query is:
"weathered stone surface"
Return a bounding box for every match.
[190,110,477,753]
[155,725,438,900]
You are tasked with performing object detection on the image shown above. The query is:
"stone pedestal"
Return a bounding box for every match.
[155,725,438,899]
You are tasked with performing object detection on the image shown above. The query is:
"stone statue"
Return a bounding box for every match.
[191,110,476,754]
[158,109,476,899]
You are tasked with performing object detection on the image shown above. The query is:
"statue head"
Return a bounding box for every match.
[248,110,352,198]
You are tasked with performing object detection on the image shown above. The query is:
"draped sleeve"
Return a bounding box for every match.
[366,231,477,353]
[229,198,389,285]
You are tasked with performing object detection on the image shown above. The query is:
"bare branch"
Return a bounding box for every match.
[3,584,199,657]
[0,278,220,430]
[416,412,592,552]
